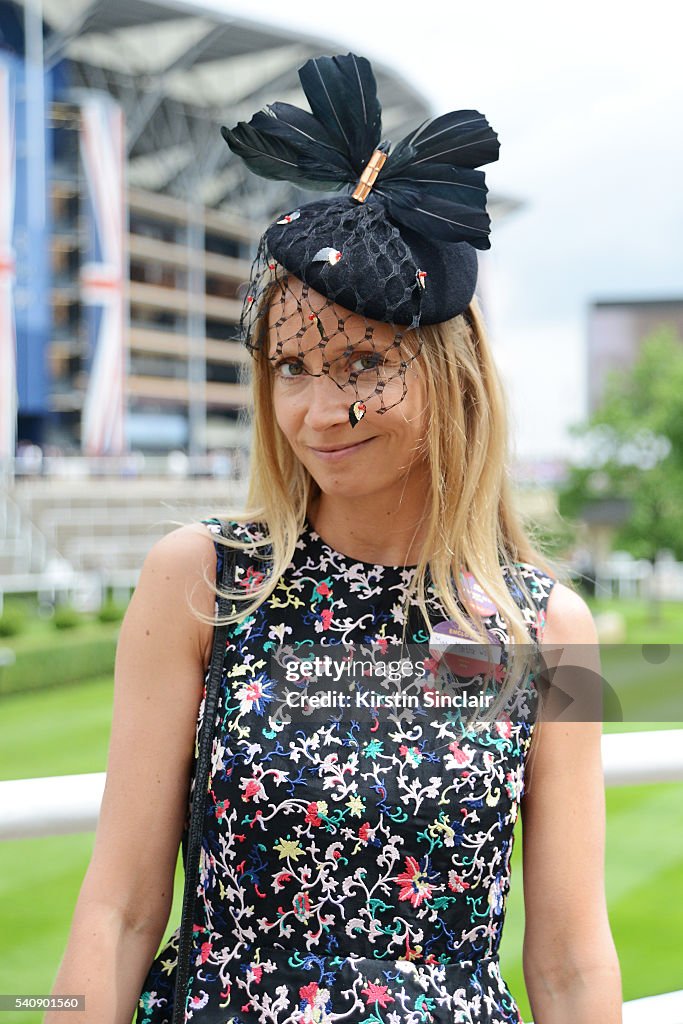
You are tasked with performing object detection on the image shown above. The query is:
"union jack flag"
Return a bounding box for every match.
[79,95,128,455]
[0,60,17,466]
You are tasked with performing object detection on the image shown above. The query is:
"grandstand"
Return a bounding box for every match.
[1,0,435,460]
[0,0,433,584]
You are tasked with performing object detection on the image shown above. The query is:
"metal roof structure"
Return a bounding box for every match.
[8,0,435,223]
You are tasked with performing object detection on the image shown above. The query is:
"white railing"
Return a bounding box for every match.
[1,731,682,1023]
[600,729,683,785]
[592,549,683,602]
[4,449,251,481]
[622,989,683,1024]
[2,731,682,841]
[0,487,54,573]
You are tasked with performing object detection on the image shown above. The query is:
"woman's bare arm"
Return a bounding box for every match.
[520,583,622,1023]
[44,523,217,1024]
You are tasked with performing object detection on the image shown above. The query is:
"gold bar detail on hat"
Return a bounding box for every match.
[352,149,388,203]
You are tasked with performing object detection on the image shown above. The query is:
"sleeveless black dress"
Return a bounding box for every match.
[136,516,557,1024]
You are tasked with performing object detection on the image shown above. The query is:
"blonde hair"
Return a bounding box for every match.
[186,288,573,730]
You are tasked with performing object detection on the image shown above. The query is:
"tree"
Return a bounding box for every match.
[558,324,683,616]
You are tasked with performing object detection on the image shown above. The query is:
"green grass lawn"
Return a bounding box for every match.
[586,594,683,645]
[498,780,683,1019]
[0,676,187,1024]
[1,596,682,1022]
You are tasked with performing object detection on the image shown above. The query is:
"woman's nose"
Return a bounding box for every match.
[302,370,356,426]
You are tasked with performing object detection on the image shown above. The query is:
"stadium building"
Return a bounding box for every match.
[0,0,451,463]
[0,1,542,585]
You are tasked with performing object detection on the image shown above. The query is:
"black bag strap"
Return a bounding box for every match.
[172,518,237,1024]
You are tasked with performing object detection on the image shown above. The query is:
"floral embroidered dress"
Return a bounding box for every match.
[136,516,557,1024]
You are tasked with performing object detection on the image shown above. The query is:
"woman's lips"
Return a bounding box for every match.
[308,437,376,461]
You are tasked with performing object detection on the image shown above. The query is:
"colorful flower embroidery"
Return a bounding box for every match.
[136,518,556,1024]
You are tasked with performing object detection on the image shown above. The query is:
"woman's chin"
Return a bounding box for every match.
[311,479,375,499]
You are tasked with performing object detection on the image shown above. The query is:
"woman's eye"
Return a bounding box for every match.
[352,352,383,373]
[274,359,304,379]
[273,351,384,380]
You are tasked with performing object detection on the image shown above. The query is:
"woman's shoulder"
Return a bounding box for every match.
[539,579,598,645]
[494,560,560,643]
[199,516,269,543]
[198,517,273,586]
[502,558,556,581]
[197,516,272,567]
[500,559,558,600]
[498,563,599,649]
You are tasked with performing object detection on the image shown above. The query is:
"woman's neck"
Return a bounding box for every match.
[306,493,430,567]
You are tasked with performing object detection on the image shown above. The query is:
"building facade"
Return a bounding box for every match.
[1,0,434,461]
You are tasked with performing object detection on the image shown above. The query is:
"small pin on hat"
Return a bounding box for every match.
[276,210,300,224]
[312,247,343,265]
[308,313,326,339]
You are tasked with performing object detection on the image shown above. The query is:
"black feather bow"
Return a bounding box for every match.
[221,53,499,249]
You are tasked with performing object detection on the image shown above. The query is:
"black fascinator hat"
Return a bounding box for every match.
[221,53,500,426]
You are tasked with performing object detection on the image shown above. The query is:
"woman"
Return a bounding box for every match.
[46,54,622,1024]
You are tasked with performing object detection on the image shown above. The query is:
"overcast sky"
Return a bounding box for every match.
[192,0,682,461]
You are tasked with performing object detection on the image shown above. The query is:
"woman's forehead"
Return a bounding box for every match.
[267,273,397,340]
[269,274,347,321]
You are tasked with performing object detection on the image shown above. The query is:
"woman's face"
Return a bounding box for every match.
[266,275,429,502]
